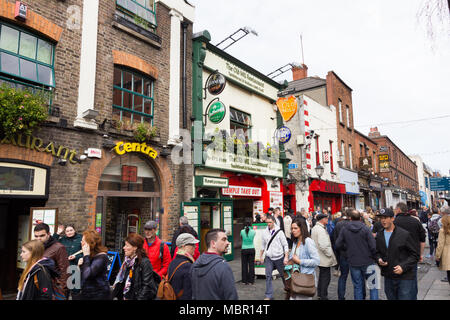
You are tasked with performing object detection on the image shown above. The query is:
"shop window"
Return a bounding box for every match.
[230,107,252,143]
[0,23,54,112]
[116,0,157,30]
[113,67,154,125]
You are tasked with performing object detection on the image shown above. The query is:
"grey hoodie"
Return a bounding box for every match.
[191,253,238,300]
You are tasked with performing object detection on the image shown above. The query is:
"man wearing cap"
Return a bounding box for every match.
[143,220,171,280]
[375,208,419,300]
[167,233,199,300]
[311,213,337,300]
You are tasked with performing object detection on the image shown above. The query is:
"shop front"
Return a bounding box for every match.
[308,179,346,214]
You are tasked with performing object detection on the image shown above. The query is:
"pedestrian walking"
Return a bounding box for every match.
[259,215,289,300]
[166,233,198,300]
[311,213,337,300]
[285,217,320,300]
[54,224,82,298]
[428,207,442,258]
[375,208,419,300]
[33,223,69,298]
[78,230,111,300]
[435,215,450,286]
[170,216,199,258]
[240,218,256,285]
[284,210,293,249]
[112,233,156,300]
[17,240,58,300]
[191,228,238,300]
[274,207,285,233]
[333,209,351,300]
[394,202,426,299]
[336,209,378,300]
[143,220,171,280]
[171,225,200,261]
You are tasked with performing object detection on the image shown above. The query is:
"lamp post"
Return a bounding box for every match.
[215,26,258,50]
[315,165,324,180]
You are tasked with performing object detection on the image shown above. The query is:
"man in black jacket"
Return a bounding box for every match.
[333,209,351,300]
[170,216,198,258]
[393,202,426,299]
[336,209,378,300]
[375,208,419,300]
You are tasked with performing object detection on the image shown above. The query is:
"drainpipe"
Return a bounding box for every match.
[182,22,188,129]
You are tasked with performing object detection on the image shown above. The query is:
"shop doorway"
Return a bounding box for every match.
[0,198,45,294]
[232,199,253,249]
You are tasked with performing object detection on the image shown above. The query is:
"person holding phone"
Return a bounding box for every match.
[375,208,419,300]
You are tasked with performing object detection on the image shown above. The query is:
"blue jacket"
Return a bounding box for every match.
[191,253,238,300]
[335,221,376,267]
[288,237,320,275]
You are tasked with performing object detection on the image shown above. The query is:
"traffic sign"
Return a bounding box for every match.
[429,177,450,191]
[288,163,298,169]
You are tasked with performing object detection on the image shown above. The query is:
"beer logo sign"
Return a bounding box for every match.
[276,126,292,144]
[276,96,298,122]
[206,72,226,95]
[208,101,226,124]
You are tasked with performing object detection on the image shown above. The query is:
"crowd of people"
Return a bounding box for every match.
[16,202,450,300]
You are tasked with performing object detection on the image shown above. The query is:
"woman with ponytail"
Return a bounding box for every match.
[17,240,58,300]
[240,217,256,285]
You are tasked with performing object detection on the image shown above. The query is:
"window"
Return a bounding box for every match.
[359,143,363,157]
[340,140,345,165]
[373,151,376,172]
[348,144,353,169]
[338,99,343,123]
[116,0,157,28]
[346,105,350,127]
[230,107,251,143]
[113,67,154,125]
[315,136,320,166]
[329,141,334,172]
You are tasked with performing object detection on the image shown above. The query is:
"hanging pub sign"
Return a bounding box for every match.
[276,96,298,122]
[205,98,226,124]
[276,126,292,144]
[206,71,227,96]
[379,154,389,172]
[15,1,28,21]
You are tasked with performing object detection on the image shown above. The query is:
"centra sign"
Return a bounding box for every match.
[114,141,158,159]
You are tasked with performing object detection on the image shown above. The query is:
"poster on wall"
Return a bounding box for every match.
[269,191,283,215]
[253,200,263,221]
[29,208,58,240]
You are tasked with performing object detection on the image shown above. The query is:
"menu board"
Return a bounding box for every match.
[29,208,58,239]
[269,191,284,215]
[253,200,264,221]
[223,205,233,256]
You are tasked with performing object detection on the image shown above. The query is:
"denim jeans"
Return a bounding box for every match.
[337,256,350,300]
[349,265,379,300]
[264,257,286,299]
[384,277,417,300]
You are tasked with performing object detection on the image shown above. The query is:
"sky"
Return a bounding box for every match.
[189,0,450,176]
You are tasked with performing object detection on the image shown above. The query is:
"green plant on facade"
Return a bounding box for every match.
[0,84,48,139]
[133,122,158,143]
[134,15,150,30]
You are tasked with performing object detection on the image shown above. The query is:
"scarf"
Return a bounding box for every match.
[114,255,137,298]
[176,248,195,263]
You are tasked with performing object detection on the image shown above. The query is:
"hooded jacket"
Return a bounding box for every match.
[191,253,238,300]
[17,258,58,300]
[335,221,377,267]
[44,236,69,292]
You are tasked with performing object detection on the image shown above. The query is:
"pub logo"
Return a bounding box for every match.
[206,72,226,96]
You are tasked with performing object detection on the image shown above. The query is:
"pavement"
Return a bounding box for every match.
[230,247,449,300]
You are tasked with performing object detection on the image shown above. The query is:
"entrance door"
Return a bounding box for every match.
[222,202,233,261]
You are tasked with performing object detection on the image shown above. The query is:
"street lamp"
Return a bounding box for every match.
[215,26,258,50]
[315,165,324,180]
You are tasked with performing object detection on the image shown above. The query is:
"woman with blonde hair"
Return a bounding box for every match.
[435,215,450,285]
[17,240,58,300]
[78,229,111,300]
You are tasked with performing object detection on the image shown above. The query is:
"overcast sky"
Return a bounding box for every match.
[190,0,450,176]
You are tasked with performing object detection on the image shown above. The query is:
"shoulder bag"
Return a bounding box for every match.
[289,241,316,297]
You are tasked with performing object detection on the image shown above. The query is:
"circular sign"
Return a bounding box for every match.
[276,126,292,144]
[208,101,226,124]
[206,72,226,95]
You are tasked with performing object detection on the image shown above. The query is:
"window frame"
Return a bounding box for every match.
[112,66,155,126]
[116,0,157,29]
[229,107,252,142]
[0,22,55,88]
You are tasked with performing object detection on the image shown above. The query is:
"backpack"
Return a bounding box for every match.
[33,265,66,300]
[428,217,441,235]
[156,260,189,300]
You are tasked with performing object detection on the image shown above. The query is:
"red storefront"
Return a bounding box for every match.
[308,179,346,214]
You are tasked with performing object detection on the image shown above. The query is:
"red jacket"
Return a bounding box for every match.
[143,236,171,278]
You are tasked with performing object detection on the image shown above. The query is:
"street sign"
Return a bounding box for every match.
[288,163,298,169]
[429,177,450,191]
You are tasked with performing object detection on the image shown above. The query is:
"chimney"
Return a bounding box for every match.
[292,64,308,81]
[368,127,381,138]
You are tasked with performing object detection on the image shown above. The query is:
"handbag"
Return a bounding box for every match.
[285,240,316,297]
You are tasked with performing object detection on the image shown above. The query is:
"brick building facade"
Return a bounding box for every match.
[0,0,194,293]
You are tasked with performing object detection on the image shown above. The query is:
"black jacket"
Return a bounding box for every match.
[394,213,426,254]
[375,226,419,280]
[112,256,157,300]
[80,253,111,300]
[168,254,194,300]
[335,221,376,267]
[333,219,350,259]
[17,258,58,300]
[170,226,199,257]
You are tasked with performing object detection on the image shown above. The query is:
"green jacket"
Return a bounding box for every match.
[240,229,256,250]
[53,233,83,265]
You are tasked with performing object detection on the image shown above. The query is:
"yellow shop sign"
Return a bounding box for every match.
[114,141,158,159]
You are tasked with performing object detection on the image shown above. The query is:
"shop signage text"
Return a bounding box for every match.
[1,134,79,164]
[207,101,226,124]
[114,141,158,159]
[276,96,298,122]
[379,154,389,172]
[225,62,265,94]
[195,176,229,188]
[222,185,262,197]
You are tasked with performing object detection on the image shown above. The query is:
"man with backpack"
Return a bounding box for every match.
[428,207,442,258]
[143,221,171,280]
